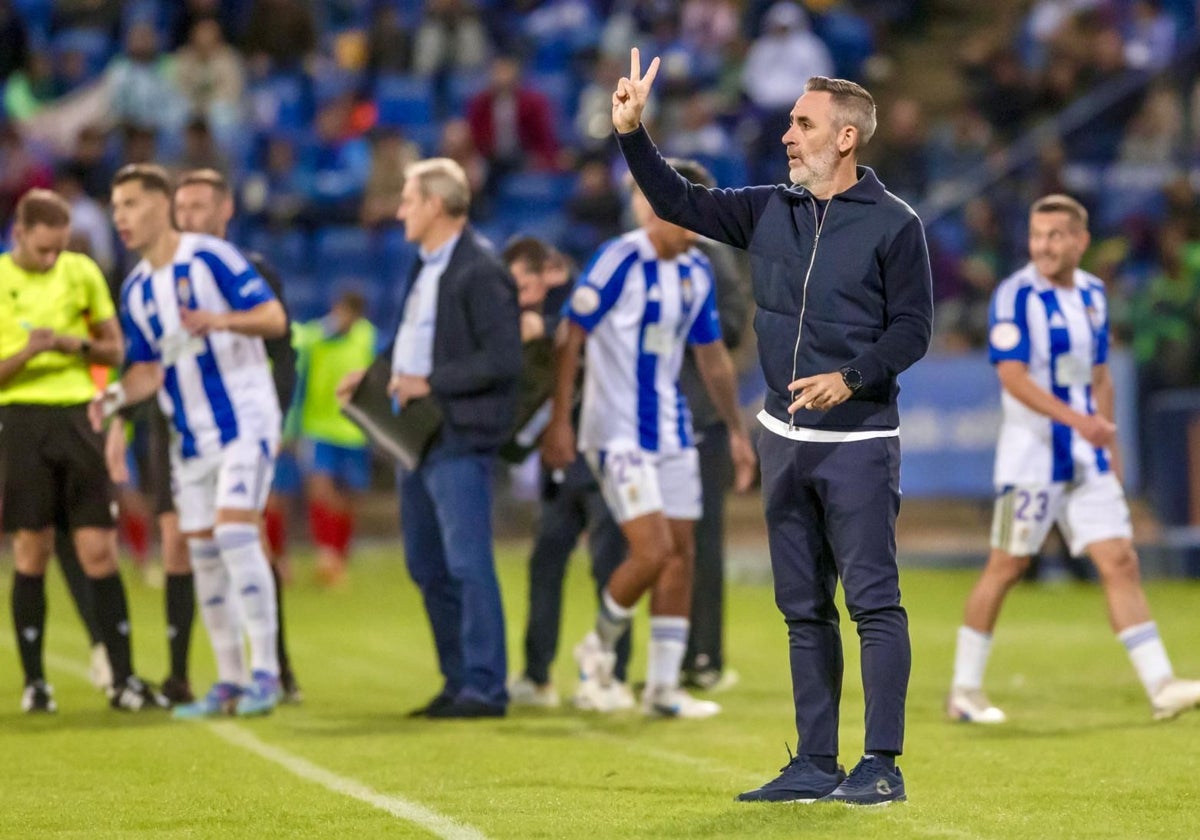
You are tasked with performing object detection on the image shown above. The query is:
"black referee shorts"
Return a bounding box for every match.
[0,403,116,532]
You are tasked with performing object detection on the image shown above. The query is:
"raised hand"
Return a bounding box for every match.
[612,47,660,134]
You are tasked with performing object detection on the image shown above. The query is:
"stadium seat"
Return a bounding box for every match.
[246,228,310,279]
[52,28,113,79]
[251,73,312,132]
[496,171,577,218]
[526,71,577,121]
[280,274,325,323]
[812,10,876,81]
[314,226,378,280]
[374,74,435,128]
[447,71,489,114]
[12,1,52,40]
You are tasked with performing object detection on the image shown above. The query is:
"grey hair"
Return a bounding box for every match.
[804,76,877,147]
[404,157,471,217]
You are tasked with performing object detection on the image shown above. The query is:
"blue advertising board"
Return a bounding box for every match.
[895,350,1138,498]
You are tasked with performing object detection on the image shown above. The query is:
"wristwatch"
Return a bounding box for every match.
[79,339,93,358]
[840,366,863,393]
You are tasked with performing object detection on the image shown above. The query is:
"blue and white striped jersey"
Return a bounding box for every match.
[567,229,722,455]
[120,233,282,460]
[987,263,1110,486]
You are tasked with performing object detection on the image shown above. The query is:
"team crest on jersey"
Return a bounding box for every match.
[990,321,1021,352]
[176,275,192,304]
[680,277,695,310]
[572,285,601,315]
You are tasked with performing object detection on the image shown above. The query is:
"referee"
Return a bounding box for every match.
[0,188,165,712]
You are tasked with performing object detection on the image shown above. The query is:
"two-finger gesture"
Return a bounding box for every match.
[612,47,660,134]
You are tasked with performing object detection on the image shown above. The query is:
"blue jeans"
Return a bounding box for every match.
[400,445,507,706]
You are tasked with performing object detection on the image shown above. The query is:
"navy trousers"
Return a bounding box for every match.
[523,454,630,684]
[400,443,508,707]
[758,430,910,756]
[685,422,732,674]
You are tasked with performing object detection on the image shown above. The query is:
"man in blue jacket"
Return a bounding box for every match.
[343,158,522,719]
[613,49,933,804]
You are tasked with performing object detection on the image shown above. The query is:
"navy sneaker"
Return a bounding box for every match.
[818,756,906,806]
[736,749,845,803]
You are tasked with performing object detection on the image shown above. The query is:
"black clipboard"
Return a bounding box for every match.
[340,353,442,471]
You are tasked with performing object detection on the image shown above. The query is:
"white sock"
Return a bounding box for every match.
[647,616,689,691]
[189,537,244,685]
[952,626,993,691]
[1118,621,1173,698]
[214,523,279,677]
[596,587,633,651]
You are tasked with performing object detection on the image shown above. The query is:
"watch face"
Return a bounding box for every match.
[842,368,862,390]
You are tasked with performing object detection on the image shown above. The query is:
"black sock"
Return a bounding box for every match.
[55,529,102,645]
[271,564,291,678]
[90,573,133,685]
[165,572,194,681]
[807,754,839,775]
[12,572,46,684]
[867,751,897,770]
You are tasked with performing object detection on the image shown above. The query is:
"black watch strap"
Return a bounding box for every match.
[840,366,863,393]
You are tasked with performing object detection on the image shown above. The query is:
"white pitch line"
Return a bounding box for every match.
[34,648,490,840]
[206,722,489,840]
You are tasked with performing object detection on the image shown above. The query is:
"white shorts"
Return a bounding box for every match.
[585,442,701,524]
[990,472,1132,558]
[171,437,278,533]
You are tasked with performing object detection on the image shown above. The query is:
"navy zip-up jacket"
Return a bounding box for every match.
[618,125,933,431]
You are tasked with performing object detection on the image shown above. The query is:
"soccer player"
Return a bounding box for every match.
[98,164,288,717]
[949,194,1200,723]
[105,167,305,703]
[291,291,377,586]
[542,159,756,719]
[173,168,303,700]
[0,187,165,712]
[503,237,633,710]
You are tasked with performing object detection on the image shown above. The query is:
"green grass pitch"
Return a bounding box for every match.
[1,543,1198,839]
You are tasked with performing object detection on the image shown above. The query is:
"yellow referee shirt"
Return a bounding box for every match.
[0,251,116,405]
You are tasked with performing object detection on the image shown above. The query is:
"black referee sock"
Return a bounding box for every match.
[54,528,102,645]
[271,564,292,678]
[12,572,46,684]
[90,573,134,685]
[165,573,195,681]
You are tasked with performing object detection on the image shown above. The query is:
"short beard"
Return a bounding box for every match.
[788,143,840,190]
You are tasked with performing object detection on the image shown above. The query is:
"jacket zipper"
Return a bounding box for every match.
[788,198,829,432]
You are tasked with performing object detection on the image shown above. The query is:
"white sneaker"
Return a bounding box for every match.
[509,675,560,708]
[1151,678,1200,721]
[947,686,1007,724]
[575,678,638,712]
[573,631,615,688]
[89,643,112,693]
[606,680,636,711]
[642,685,721,719]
